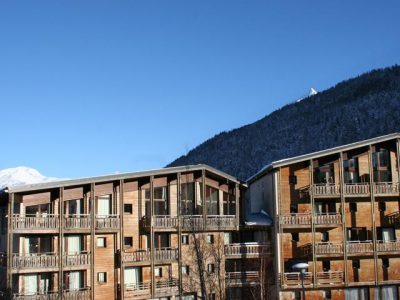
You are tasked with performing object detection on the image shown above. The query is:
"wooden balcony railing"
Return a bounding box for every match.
[280,213,311,227]
[346,241,374,254]
[225,271,260,287]
[12,292,59,300]
[63,252,91,267]
[376,240,400,253]
[206,215,236,229]
[62,287,91,299]
[180,215,204,231]
[124,282,151,298]
[316,271,344,285]
[12,253,58,270]
[344,183,370,196]
[154,248,179,261]
[124,279,178,298]
[64,215,91,230]
[12,214,59,231]
[280,272,313,287]
[95,214,120,229]
[314,213,342,225]
[122,250,151,263]
[315,242,343,256]
[154,279,179,295]
[312,184,341,197]
[224,243,272,258]
[153,216,179,229]
[373,182,400,195]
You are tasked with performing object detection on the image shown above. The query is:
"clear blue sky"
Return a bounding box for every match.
[1,1,399,178]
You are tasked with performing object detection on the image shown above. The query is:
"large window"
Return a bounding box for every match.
[314,163,335,184]
[206,186,219,215]
[373,148,392,182]
[344,158,360,183]
[154,186,169,215]
[223,191,236,215]
[181,182,195,215]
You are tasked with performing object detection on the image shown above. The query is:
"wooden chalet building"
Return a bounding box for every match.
[247,132,400,300]
[0,164,272,300]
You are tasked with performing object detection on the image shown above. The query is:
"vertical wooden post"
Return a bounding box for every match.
[119,180,125,300]
[368,145,378,285]
[59,187,64,296]
[177,173,183,298]
[309,160,316,287]
[339,152,348,286]
[7,192,14,296]
[90,183,95,300]
[235,183,240,229]
[150,176,155,298]
[202,169,206,231]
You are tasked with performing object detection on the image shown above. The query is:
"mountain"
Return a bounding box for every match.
[0,167,62,189]
[168,65,400,181]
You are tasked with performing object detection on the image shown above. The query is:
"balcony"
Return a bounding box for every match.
[141,216,179,231]
[224,243,272,258]
[344,183,370,196]
[315,242,343,256]
[206,215,236,230]
[225,271,260,287]
[12,292,59,300]
[346,241,374,255]
[314,213,342,226]
[63,252,91,268]
[12,253,58,271]
[64,215,91,230]
[95,214,120,230]
[280,213,311,227]
[11,214,59,232]
[63,288,91,299]
[383,212,400,226]
[180,215,204,231]
[376,240,400,253]
[122,248,178,264]
[373,182,400,196]
[124,279,178,298]
[316,271,344,286]
[154,279,179,297]
[280,272,313,287]
[122,250,151,263]
[312,184,340,197]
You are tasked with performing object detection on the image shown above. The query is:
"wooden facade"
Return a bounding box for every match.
[0,165,272,300]
[248,133,400,300]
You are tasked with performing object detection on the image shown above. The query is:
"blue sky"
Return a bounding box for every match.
[1,1,399,178]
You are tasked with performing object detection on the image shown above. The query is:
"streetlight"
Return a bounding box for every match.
[292,262,309,300]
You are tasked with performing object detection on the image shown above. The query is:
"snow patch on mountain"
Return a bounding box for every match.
[0,167,63,189]
[296,87,318,102]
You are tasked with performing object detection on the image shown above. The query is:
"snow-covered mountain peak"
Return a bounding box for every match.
[0,166,62,189]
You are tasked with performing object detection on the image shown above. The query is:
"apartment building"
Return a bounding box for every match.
[0,164,271,300]
[247,133,400,300]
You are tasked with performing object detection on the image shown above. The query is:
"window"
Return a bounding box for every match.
[352,259,360,269]
[207,234,214,244]
[223,190,236,215]
[97,237,106,248]
[181,182,195,215]
[154,186,169,215]
[379,202,386,212]
[154,267,162,277]
[124,203,133,214]
[294,291,301,300]
[321,231,329,242]
[350,202,357,213]
[207,263,215,273]
[124,237,133,248]
[182,265,189,275]
[98,272,107,284]
[208,293,215,300]
[382,258,389,268]
[324,290,332,300]
[290,204,298,213]
[206,186,219,215]
[182,235,189,245]
[292,232,299,242]
[289,175,297,185]
[322,260,330,272]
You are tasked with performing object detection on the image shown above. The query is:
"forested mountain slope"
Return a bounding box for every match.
[168,65,400,180]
